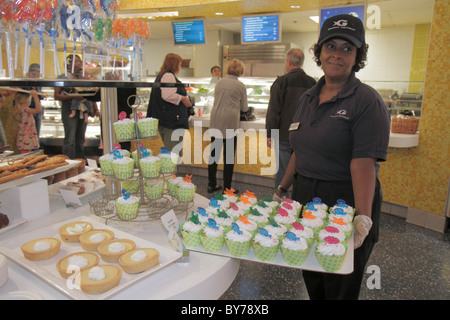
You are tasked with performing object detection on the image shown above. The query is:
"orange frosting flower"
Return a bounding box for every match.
[224,188,236,196]
[238,215,251,224]
[244,190,256,198]
[239,195,251,204]
[302,211,316,220]
[183,174,192,183]
[332,217,347,226]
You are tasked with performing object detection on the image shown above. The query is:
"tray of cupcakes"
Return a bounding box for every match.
[182,191,354,274]
[0,216,181,300]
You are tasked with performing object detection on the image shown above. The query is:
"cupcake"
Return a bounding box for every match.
[290,222,315,247]
[99,153,114,176]
[200,218,225,252]
[252,228,280,262]
[195,207,212,224]
[176,175,196,202]
[113,111,136,140]
[144,177,165,200]
[281,231,310,266]
[235,214,258,236]
[309,197,328,211]
[281,198,302,214]
[205,198,222,216]
[235,195,253,212]
[264,217,288,239]
[137,117,158,138]
[226,202,246,220]
[214,210,234,233]
[262,196,280,215]
[115,189,140,220]
[223,188,239,203]
[331,199,355,217]
[246,207,269,227]
[181,213,203,247]
[280,202,300,218]
[121,180,140,194]
[212,193,230,210]
[299,211,324,237]
[303,203,328,220]
[139,156,161,178]
[318,225,346,243]
[274,208,297,226]
[327,216,353,240]
[242,190,258,205]
[315,236,347,272]
[166,175,183,196]
[225,222,252,257]
[132,146,152,166]
[252,201,273,217]
[158,147,177,174]
[112,151,134,180]
[328,207,353,224]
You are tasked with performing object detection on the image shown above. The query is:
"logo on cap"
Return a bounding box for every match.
[333,19,348,27]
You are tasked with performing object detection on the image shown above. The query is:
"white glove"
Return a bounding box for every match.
[353,215,373,249]
[272,193,284,203]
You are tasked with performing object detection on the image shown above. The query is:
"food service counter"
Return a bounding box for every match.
[0,190,239,300]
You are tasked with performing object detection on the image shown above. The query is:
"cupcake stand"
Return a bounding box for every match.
[91,96,194,224]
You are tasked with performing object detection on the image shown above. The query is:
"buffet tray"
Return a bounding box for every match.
[186,234,353,274]
[0,216,182,300]
[0,160,80,192]
[48,169,105,199]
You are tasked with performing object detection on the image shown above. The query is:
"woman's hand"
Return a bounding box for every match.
[181,95,192,107]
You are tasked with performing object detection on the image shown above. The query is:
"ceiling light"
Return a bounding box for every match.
[215,12,224,15]
[290,5,301,9]
[309,16,319,23]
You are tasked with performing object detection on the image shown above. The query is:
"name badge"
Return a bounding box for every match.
[289,122,300,131]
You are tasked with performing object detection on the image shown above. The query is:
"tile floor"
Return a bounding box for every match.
[191,175,450,300]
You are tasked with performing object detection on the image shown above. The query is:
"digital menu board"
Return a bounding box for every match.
[241,14,281,44]
[172,19,207,45]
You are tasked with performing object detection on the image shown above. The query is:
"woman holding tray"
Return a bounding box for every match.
[274,14,390,299]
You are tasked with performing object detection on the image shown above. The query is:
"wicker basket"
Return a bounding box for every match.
[391,115,419,134]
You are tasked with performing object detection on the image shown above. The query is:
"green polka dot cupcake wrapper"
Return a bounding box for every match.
[225,239,251,257]
[115,199,140,221]
[139,160,161,178]
[113,122,136,140]
[137,120,158,138]
[177,186,197,202]
[167,182,178,196]
[99,159,114,175]
[112,162,135,180]
[252,243,279,262]
[144,183,164,200]
[160,158,177,174]
[121,180,140,193]
[181,227,203,247]
[281,247,310,266]
[201,234,225,252]
[315,251,346,272]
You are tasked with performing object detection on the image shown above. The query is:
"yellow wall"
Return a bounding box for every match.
[408,23,431,93]
[378,0,450,217]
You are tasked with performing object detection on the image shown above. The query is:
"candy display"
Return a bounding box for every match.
[0,0,150,79]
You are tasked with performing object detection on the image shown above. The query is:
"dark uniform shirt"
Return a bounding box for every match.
[289,72,390,181]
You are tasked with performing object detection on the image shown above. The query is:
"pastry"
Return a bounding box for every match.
[97,239,136,263]
[80,265,122,295]
[59,221,93,242]
[21,238,61,261]
[119,248,159,274]
[0,213,9,229]
[56,252,100,279]
[79,229,115,251]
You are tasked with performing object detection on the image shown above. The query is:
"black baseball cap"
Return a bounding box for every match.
[318,14,365,48]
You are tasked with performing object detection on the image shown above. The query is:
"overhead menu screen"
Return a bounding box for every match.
[172,20,207,45]
[241,14,281,44]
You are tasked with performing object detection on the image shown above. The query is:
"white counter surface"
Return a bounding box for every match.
[0,192,239,300]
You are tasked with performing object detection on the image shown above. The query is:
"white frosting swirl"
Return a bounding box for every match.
[68,255,89,269]
[100,153,114,161]
[182,221,203,233]
[316,241,346,256]
[264,224,287,237]
[253,232,279,247]
[88,266,106,281]
[33,241,51,252]
[318,226,346,242]
[300,216,324,229]
[116,195,139,205]
[203,225,224,238]
[113,156,133,165]
[66,223,87,235]
[225,229,252,242]
[140,156,160,163]
[131,250,146,262]
[235,219,257,232]
[282,236,308,251]
[274,214,296,225]
[291,225,314,239]
[108,242,126,253]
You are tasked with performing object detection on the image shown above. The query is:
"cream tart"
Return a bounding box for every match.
[56,252,100,279]
[59,221,93,242]
[79,229,115,251]
[21,238,61,261]
[80,265,122,295]
[119,248,160,274]
[97,239,136,263]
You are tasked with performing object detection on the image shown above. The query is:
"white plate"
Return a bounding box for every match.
[0,290,43,300]
[0,217,27,235]
[186,235,353,274]
[0,160,80,192]
[48,170,105,199]
[0,216,181,300]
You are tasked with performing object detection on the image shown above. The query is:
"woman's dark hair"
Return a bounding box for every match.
[311,41,369,72]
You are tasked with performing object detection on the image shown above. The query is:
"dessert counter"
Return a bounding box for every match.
[0,190,239,300]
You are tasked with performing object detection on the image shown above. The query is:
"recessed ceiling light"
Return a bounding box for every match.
[309,16,319,23]
[290,5,301,9]
[215,12,224,15]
